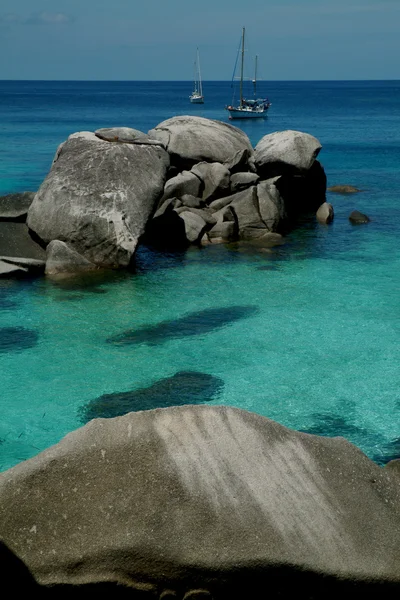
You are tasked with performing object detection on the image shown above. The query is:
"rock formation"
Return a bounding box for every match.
[0,405,399,597]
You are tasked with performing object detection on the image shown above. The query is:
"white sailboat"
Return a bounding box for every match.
[226,28,271,119]
[189,48,204,104]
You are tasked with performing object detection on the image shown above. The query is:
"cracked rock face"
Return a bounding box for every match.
[0,405,399,598]
[27,132,170,268]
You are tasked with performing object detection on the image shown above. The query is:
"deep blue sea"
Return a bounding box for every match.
[0,80,399,472]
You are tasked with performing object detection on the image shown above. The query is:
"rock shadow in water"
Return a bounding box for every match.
[0,326,38,353]
[79,370,224,422]
[107,305,258,347]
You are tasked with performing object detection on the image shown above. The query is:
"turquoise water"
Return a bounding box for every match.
[0,81,399,470]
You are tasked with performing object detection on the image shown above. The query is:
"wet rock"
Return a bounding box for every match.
[316,202,334,224]
[349,210,370,224]
[328,185,361,194]
[45,240,98,275]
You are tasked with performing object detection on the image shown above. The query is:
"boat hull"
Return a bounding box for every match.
[227,107,269,119]
[190,95,204,104]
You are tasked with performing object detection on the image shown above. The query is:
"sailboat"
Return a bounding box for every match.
[226,28,271,119]
[189,48,204,104]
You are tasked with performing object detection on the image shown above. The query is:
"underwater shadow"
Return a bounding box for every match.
[79,370,224,422]
[107,305,258,347]
[0,326,38,353]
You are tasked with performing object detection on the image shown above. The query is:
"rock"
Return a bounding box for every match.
[254,130,322,178]
[0,405,399,597]
[27,131,170,268]
[180,194,204,209]
[257,178,286,231]
[0,260,28,278]
[230,172,260,193]
[316,202,334,224]
[328,185,361,194]
[190,162,230,202]
[162,170,202,201]
[274,160,327,217]
[178,211,208,243]
[175,207,217,226]
[0,256,45,276]
[0,192,36,221]
[228,187,267,239]
[0,222,46,260]
[148,116,253,170]
[153,197,183,219]
[45,240,98,275]
[95,127,148,143]
[208,220,237,242]
[349,210,370,224]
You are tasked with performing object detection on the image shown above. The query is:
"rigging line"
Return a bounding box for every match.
[230,33,243,87]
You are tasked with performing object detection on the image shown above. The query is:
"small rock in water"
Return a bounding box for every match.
[328,185,361,194]
[349,210,370,224]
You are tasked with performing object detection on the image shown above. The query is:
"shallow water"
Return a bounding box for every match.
[0,80,399,470]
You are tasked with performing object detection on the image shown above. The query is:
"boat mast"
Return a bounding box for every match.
[240,27,245,108]
[197,48,203,97]
[253,55,258,98]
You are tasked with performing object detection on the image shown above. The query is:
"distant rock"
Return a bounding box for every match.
[316,202,334,224]
[0,405,399,597]
[349,210,370,224]
[27,131,170,268]
[0,192,36,221]
[148,115,253,170]
[328,185,361,194]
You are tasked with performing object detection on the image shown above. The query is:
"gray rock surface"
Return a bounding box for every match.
[0,405,399,597]
[178,211,208,243]
[316,202,334,224]
[162,170,202,201]
[230,172,259,193]
[148,116,253,169]
[0,192,36,221]
[45,240,98,275]
[328,185,361,194]
[257,178,286,231]
[0,222,46,260]
[190,162,230,202]
[27,132,170,267]
[0,260,28,277]
[254,130,322,177]
[95,127,148,142]
[0,256,45,276]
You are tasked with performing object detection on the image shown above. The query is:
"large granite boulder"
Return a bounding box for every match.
[0,192,36,221]
[0,405,399,598]
[148,116,253,170]
[254,130,322,178]
[27,132,170,268]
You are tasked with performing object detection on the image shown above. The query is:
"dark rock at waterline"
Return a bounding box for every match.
[0,222,46,261]
[349,210,370,224]
[0,192,36,222]
[80,371,224,422]
[372,437,400,466]
[0,542,41,593]
[0,326,38,353]
[107,305,258,346]
[328,185,361,194]
[1,405,399,597]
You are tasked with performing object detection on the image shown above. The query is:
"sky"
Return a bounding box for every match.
[1,0,400,80]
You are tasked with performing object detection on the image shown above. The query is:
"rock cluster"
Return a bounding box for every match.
[1,117,331,276]
[0,405,399,597]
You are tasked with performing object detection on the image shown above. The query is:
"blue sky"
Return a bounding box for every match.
[1,1,399,80]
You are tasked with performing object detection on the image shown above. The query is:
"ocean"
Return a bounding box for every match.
[0,80,399,472]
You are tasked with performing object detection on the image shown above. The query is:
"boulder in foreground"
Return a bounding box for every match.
[0,405,399,598]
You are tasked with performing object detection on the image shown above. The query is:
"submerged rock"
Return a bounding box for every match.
[0,405,399,597]
[80,371,224,422]
[0,326,38,353]
[328,185,361,194]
